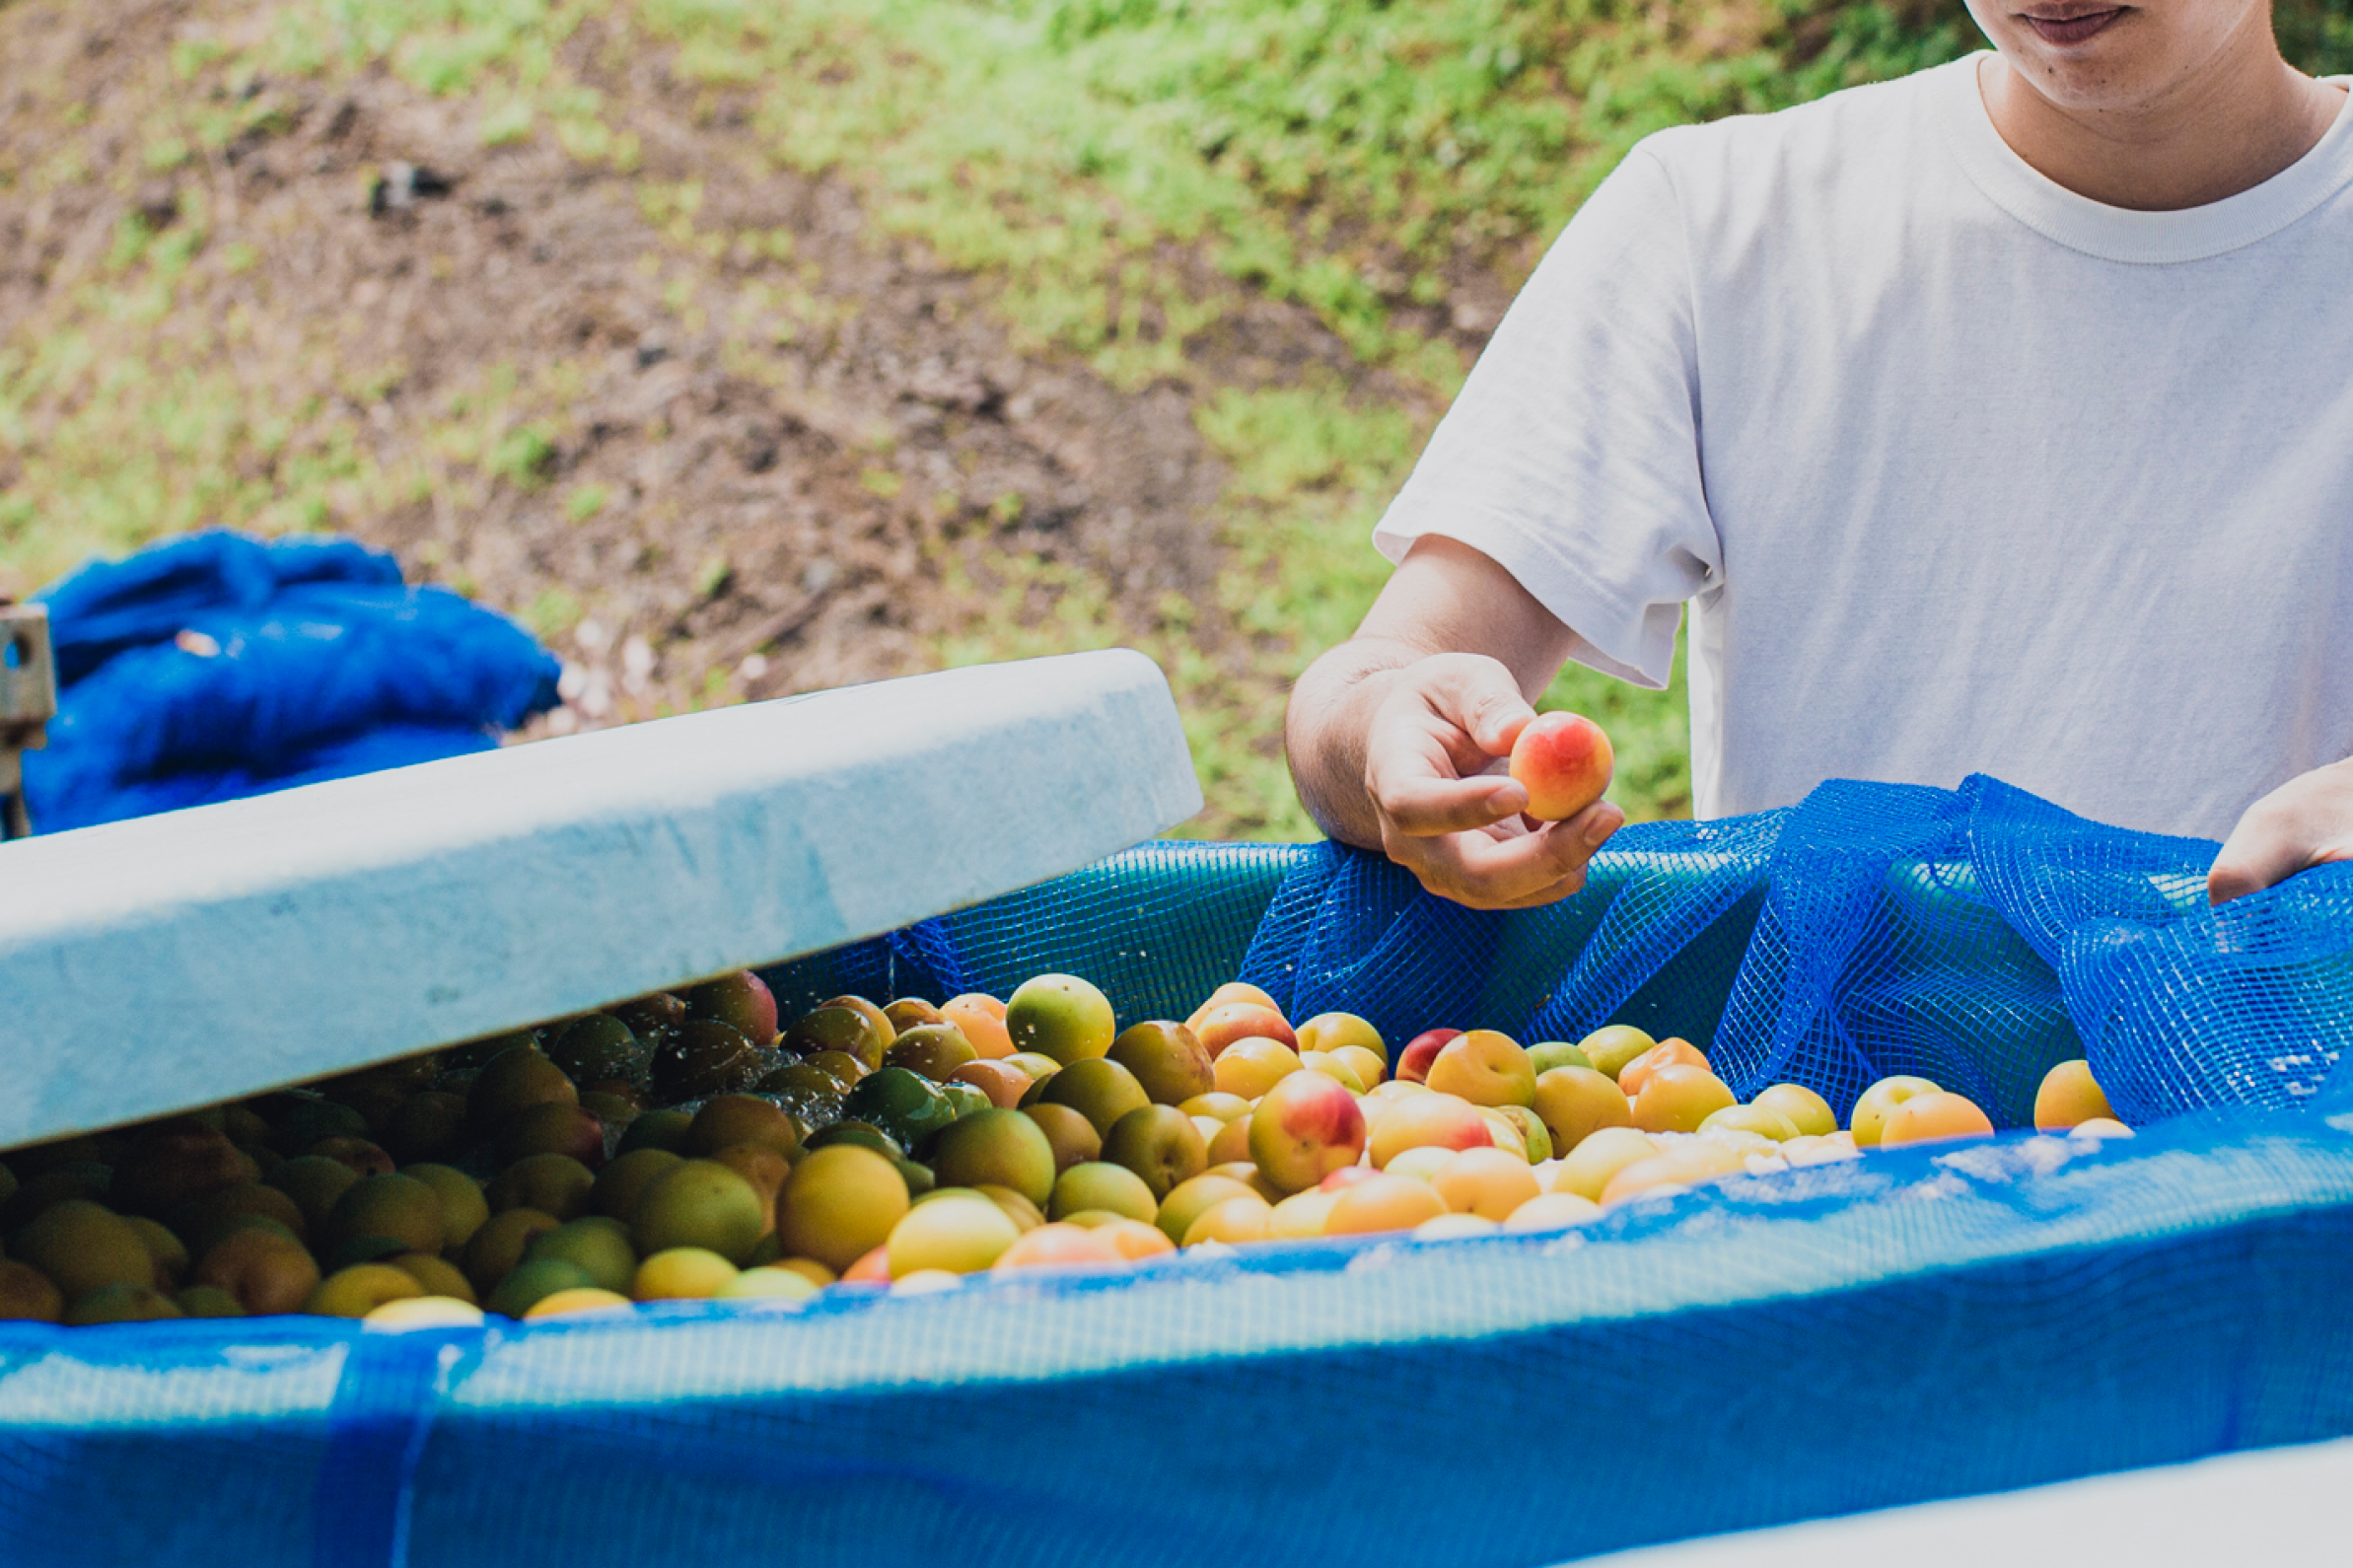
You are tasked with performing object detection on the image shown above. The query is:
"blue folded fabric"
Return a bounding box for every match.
[23,532,560,830]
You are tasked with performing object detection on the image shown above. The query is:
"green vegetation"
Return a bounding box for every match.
[9,0,2348,836]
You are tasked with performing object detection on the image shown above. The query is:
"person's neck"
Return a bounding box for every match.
[1977,45,2345,210]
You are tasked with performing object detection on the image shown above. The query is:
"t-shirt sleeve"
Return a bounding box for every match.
[1372,142,1719,689]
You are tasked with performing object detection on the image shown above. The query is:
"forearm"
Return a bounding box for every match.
[1285,637,1428,850]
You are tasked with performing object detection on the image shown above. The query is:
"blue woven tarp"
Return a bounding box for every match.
[10,780,2353,1565]
[22,532,560,830]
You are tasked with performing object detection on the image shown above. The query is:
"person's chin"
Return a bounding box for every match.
[1995,13,2152,106]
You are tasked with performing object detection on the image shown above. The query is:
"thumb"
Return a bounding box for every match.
[1429,655,1537,758]
[2209,823,2310,905]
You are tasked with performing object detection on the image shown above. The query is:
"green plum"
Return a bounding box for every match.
[1005,974,1116,1066]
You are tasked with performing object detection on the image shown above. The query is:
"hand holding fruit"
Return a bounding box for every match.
[1359,652,1624,910]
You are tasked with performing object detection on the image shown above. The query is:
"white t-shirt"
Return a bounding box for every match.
[1373,54,2353,838]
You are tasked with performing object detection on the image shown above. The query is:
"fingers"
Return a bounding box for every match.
[2206,841,2296,905]
[1363,654,1540,837]
[1384,800,1626,910]
[2209,761,2353,904]
[1424,654,1539,758]
[1379,773,1529,836]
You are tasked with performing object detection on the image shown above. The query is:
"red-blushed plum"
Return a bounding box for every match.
[1192,1003,1299,1058]
[1617,1038,1711,1097]
[949,1060,1034,1108]
[884,998,945,1033]
[682,971,780,1046]
[941,995,1015,1060]
[1509,711,1614,820]
[1248,1072,1368,1193]
[1395,1029,1461,1085]
[1183,982,1281,1033]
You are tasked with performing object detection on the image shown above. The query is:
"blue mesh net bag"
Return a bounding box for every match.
[8,774,2353,1567]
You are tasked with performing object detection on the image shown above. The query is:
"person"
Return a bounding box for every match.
[1285,0,2353,910]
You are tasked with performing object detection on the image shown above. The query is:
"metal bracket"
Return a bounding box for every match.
[1,604,57,839]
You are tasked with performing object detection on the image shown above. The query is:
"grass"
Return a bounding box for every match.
[12,0,2346,836]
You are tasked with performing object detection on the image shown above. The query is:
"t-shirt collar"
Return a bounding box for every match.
[1938,50,2353,263]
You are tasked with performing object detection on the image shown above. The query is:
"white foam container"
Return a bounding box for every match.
[0,649,1200,1148]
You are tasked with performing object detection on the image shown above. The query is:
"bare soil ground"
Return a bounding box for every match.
[1,0,1418,800]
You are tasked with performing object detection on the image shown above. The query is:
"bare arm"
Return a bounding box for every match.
[1285,535,1626,909]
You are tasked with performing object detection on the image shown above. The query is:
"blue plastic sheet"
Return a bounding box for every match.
[22,532,560,831]
[12,786,2353,1565]
[4,1108,2352,1568]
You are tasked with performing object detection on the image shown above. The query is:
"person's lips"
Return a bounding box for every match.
[2017,6,2126,44]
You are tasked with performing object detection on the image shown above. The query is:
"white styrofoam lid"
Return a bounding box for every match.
[0,648,1201,1149]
